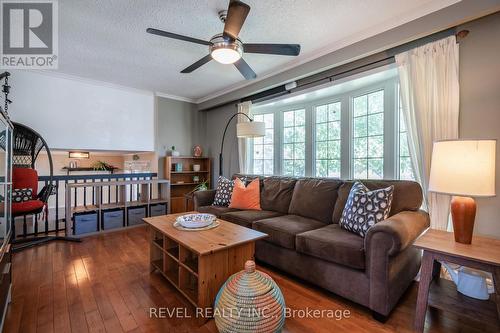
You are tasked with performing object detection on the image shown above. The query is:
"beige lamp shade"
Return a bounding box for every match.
[429,140,496,197]
[236,121,266,138]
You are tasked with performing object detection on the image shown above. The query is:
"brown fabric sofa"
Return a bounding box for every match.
[193,175,429,320]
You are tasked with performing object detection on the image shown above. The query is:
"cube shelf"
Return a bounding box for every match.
[65,179,170,236]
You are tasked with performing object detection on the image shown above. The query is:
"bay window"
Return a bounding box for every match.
[250,69,415,181]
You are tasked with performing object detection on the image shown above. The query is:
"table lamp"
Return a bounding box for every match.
[429,140,496,244]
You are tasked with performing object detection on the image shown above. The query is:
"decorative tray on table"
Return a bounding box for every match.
[174,213,219,231]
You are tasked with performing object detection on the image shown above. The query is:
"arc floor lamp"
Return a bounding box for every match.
[219,112,266,176]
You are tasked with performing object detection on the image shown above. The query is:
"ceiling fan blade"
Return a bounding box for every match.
[223,0,250,39]
[181,54,213,73]
[244,43,301,56]
[234,58,256,80]
[146,28,211,46]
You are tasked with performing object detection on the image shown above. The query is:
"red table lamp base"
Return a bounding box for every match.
[450,196,476,244]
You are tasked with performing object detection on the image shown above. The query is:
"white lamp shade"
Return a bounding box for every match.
[429,140,496,197]
[236,121,266,138]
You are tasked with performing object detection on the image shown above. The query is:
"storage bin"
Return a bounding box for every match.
[102,209,124,230]
[128,206,146,226]
[150,203,167,217]
[74,212,98,235]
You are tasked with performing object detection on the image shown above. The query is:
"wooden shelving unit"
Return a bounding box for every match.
[149,228,199,307]
[65,179,170,236]
[164,156,211,213]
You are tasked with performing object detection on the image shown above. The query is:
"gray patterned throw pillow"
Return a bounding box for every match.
[13,188,33,203]
[212,176,234,207]
[339,182,394,237]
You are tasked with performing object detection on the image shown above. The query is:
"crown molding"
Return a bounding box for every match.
[19,70,155,96]
[154,92,195,103]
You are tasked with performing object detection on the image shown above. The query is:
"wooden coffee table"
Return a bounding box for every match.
[143,212,267,316]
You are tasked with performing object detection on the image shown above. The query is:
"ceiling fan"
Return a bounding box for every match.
[147,0,301,80]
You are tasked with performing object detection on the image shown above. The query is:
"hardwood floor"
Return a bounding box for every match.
[3,226,497,333]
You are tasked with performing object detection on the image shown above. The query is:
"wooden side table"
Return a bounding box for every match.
[413,229,500,332]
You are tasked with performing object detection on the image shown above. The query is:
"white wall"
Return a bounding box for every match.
[9,71,155,151]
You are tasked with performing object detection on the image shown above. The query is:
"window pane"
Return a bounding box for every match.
[264,128,273,144]
[368,135,383,158]
[264,145,273,160]
[264,160,274,175]
[316,105,327,123]
[397,92,415,180]
[282,109,306,177]
[368,158,383,179]
[367,113,383,136]
[328,140,341,159]
[294,126,305,142]
[352,90,384,179]
[399,132,409,157]
[328,160,340,178]
[283,143,293,159]
[294,143,305,159]
[284,111,294,127]
[328,103,341,121]
[399,157,414,180]
[295,109,306,126]
[316,123,328,141]
[353,117,367,138]
[316,160,328,177]
[254,160,263,174]
[368,90,384,114]
[353,95,367,117]
[316,142,328,159]
[283,160,294,176]
[254,144,263,159]
[252,112,274,175]
[328,121,341,140]
[295,160,305,176]
[353,137,367,158]
[284,127,294,143]
[264,113,273,127]
[314,102,341,177]
[353,159,367,179]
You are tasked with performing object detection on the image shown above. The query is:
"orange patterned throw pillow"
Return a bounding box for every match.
[229,178,261,210]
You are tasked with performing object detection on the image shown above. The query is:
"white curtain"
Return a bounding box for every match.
[395,36,460,230]
[237,101,252,174]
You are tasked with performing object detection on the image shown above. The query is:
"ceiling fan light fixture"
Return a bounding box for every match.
[209,34,243,64]
[211,48,241,64]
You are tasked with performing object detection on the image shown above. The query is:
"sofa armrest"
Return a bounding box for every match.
[365,210,430,257]
[193,190,217,209]
[365,210,429,316]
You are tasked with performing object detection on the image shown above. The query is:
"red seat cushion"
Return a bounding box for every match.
[12,199,44,215]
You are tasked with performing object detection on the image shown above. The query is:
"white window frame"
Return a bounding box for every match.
[251,76,404,179]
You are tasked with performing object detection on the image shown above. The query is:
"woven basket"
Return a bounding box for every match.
[214,261,286,333]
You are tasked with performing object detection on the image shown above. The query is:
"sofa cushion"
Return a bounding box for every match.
[221,210,282,228]
[332,180,422,223]
[253,215,325,250]
[260,177,297,214]
[288,178,342,224]
[296,224,366,270]
[198,205,238,217]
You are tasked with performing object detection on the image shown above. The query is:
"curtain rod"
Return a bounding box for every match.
[199,28,469,112]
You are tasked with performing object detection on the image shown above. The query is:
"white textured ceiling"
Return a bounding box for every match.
[58,0,459,101]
